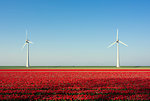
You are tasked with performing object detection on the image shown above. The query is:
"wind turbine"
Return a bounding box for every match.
[23,30,33,68]
[108,29,128,68]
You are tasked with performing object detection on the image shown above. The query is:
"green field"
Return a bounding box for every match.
[0,66,150,69]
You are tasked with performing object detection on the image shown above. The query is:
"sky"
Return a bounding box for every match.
[0,0,150,66]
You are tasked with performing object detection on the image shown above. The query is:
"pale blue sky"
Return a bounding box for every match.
[0,0,150,66]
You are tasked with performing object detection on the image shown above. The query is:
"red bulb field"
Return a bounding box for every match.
[0,69,150,100]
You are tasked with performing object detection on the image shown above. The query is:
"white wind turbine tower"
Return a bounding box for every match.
[23,30,33,68]
[108,29,128,68]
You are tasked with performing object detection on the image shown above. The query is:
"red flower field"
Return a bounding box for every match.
[0,69,149,100]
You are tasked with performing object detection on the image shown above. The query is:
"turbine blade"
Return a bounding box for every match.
[119,41,128,47]
[116,29,118,40]
[108,41,116,48]
[28,41,33,44]
[22,43,27,48]
[26,30,28,40]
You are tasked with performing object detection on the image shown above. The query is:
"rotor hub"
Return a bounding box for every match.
[26,40,29,43]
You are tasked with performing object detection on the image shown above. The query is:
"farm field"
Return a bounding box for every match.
[0,69,149,100]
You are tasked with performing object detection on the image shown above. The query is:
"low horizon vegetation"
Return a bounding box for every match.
[0,66,150,69]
